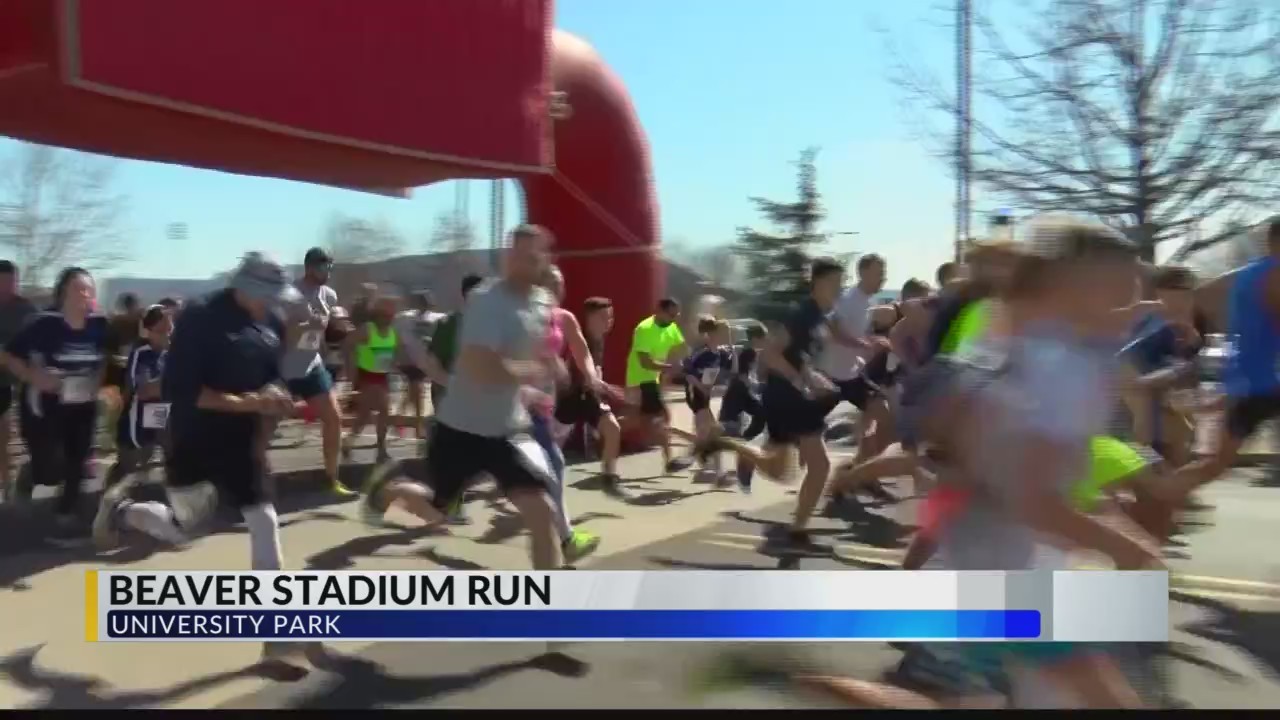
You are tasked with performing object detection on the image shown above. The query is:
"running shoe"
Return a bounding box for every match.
[599,473,628,499]
[664,456,694,473]
[328,476,359,498]
[92,478,135,550]
[736,465,754,494]
[562,530,601,565]
[444,494,471,526]
[358,460,400,529]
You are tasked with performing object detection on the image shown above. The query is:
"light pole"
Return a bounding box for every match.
[956,0,973,262]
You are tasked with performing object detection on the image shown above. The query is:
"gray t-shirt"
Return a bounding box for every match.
[936,329,1115,571]
[437,279,553,437]
[281,282,338,380]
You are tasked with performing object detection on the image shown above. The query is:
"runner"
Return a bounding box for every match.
[102,292,143,453]
[427,274,484,421]
[103,304,172,488]
[683,316,733,484]
[896,214,1158,708]
[625,298,691,474]
[424,274,484,525]
[1118,265,1204,466]
[359,224,566,571]
[342,292,400,463]
[554,296,625,496]
[1158,216,1280,513]
[92,253,308,664]
[716,321,768,492]
[281,247,352,496]
[394,291,439,438]
[0,261,35,502]
[2,267,109,543]
[820,254,894,465]
[533,265,601,562]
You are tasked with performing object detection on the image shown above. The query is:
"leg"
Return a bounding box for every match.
[596,411,620,477]
[55,406,97,521]
[790,433,832,535]
[829,443,916,496]
[0,387,12,498]
[371,381,391,458]
[309,388,350,493]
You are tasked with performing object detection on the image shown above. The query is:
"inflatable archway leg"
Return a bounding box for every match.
[521,31,664,451]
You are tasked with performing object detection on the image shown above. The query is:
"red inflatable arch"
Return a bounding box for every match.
[0,0,661,388]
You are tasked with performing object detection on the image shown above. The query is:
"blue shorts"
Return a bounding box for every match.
[286,366,334,400]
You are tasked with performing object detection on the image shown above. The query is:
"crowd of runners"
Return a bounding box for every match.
[1,213,1277,707]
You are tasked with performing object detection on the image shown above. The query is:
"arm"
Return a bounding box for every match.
[1009,436,1158,569]
[0,316,57,391]
[889,317,917,366]
[561,310,600,387]
[397,328,449,385]
[165,309,263,414]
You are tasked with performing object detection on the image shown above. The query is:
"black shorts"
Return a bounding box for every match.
[832,376,881,412]
[762,378,828,445]
[555,387,606,427]
[167,425,269,510]
[0,384,12,415]
[424,422,555,510]
[400,365,426,383]
[635,381,667,418]
[685,385,712,413]
[1226,392,1280,441]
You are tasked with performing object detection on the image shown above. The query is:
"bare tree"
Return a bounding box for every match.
[0,143,129,288]
[889,0,1280,261]
[322,213,406,264]
[428,211,478,254]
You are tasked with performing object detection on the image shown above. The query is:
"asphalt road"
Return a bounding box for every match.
[216,473,1280,710]
[4,419,1280,709]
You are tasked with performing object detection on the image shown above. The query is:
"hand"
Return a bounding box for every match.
[869,335,893,352]
[29,369,61,394]
[550,357,570,387]
[520,386,555,414]
[1110,538,1165,571]
[255,385,296,416]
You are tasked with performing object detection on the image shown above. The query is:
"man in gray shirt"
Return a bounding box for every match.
[0,261,34,499]
[361,225,564,570]
[280,247,350,495]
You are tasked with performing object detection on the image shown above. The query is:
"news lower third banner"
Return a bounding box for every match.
[84,570,1169,643]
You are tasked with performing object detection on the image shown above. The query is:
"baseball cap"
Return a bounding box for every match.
[230,252,303,308]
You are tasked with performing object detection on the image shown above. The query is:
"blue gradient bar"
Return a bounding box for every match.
[105,609,1041,640]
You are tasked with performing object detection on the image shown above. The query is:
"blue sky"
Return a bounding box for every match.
[0,1,981,287]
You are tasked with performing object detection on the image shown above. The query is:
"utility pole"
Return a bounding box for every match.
[955,0,972,262]
[489,180,505,273]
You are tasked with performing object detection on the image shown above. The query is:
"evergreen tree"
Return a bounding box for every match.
[735,148,826,321]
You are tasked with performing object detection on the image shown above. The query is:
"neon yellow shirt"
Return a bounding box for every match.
[356,323,398,374]
[940,299,991,355]
[626,316,685,387]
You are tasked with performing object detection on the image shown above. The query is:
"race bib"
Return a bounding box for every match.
[142,402,170,430]
[700,369,718,385]
[297,330,323,351]
[372,351,394,373]
[60,374,96,404]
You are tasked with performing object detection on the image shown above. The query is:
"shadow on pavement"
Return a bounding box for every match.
[304,525,449,571]
[0,644,304,710]
[241,649,589,709]
[1175,590,1280,681]
[0,465,362,592]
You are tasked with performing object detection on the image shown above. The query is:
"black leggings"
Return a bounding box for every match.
[20,401,97,516]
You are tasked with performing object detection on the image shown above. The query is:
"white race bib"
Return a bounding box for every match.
[142,402,170,430]
[60,375,96,404]
[700,369,718,385]
[372,351,394,373]
[298,330,323,351]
